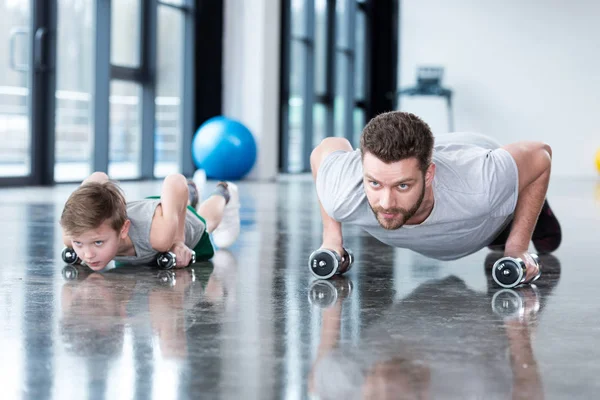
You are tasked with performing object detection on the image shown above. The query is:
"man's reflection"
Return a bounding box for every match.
[309,254,561,400]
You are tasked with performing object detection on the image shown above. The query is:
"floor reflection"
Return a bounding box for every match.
[309,254,562,400]
[2,178,599,399]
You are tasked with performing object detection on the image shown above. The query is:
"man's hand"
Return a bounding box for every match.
[169,241,194,268]
[504,250,540,283]
[320,241,351,273]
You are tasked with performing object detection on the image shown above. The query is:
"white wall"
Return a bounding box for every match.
[399,0,600,178]
[222,0,281,181]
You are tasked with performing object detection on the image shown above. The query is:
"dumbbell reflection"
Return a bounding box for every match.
[308,277,353,308]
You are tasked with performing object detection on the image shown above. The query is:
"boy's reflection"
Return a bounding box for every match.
[309,254,561,400]
[60,250,239,360]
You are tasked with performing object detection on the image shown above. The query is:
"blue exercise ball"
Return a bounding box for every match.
[192,116,257,180]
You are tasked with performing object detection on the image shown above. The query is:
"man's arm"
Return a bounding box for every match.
[501,141,552,255]
[310,137,354,254]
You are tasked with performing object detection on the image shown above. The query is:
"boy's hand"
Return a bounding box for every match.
[170,242,194,268]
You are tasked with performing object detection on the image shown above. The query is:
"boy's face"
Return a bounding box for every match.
[69,220,129,271]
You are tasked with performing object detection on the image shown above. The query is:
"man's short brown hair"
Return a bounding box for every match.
[60,181,127,236]
[360,111,434,171]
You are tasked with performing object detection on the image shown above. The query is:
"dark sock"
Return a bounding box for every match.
[212,182,230,204]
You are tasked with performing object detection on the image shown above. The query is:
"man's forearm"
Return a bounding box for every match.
[505,167,550,253]
[320,203,343,246]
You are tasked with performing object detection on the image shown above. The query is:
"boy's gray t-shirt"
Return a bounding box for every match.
[114,199,206,266]
[316,133,519,260]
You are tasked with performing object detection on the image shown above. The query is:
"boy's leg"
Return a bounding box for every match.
[196,191,227,233]
[196,182,241,248]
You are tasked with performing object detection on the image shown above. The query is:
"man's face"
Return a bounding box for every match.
[68,220,126,271]
[362,153,428,230]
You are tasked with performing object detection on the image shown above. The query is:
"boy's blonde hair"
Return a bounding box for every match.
[60,181,127,236]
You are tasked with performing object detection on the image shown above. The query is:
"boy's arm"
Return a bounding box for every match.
[150,174,193,266]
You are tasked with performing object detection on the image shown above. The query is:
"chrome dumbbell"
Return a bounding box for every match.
[156,250,196,270]
[308,278,353,308]
[308,248,354,279]
[492,254,542,289]
[62,247,81,265]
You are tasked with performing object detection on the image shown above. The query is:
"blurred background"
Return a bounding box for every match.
[1,0,599,187]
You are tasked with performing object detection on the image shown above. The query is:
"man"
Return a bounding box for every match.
[311,111,561,282]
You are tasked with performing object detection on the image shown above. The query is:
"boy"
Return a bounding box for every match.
[60,171,240,271]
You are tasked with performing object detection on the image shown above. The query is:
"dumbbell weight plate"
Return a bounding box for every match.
[157,252,176,270]
[62,247,80,265]
[308,249,340,279]
[492,257,526,288]
[308,280,338,308]
[343,249,354,273]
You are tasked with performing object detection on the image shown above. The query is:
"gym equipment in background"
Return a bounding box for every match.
[397,66,454,132]
[192,116,257,180]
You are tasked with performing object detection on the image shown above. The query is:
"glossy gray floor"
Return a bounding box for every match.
[0,177,599,400]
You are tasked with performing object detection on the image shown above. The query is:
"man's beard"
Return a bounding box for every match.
[369,179,426,230]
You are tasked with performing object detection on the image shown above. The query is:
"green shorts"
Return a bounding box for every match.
[146,196,215,261]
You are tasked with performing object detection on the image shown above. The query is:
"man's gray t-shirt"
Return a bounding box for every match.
[113,199,206,266]
[316,133,519,260]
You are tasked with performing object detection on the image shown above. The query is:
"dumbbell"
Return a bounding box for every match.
[492,254,542,289]
[308,278,354,308]
[491,286,541,320]
[156,268,197,287]
[308,248,354,279]
[62,247,81,265]
[156,250,196,270]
